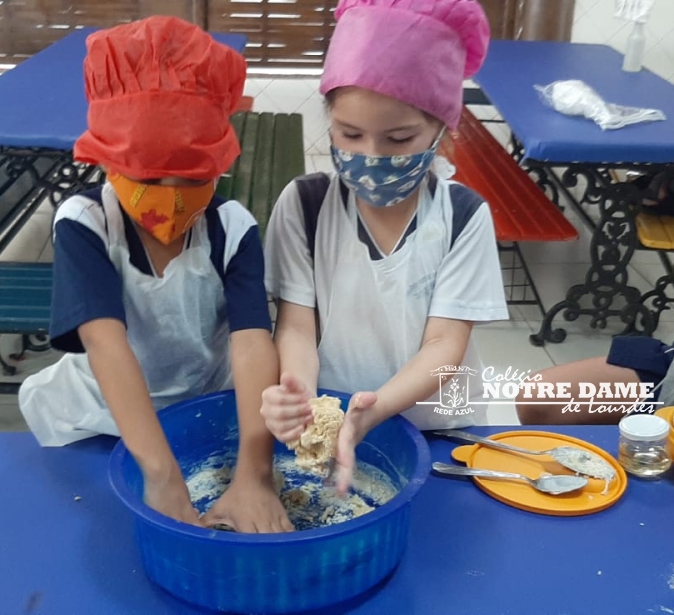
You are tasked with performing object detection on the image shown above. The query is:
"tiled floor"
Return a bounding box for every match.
[1,77,671,431]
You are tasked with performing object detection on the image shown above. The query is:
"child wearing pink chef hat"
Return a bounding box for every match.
[261,0,509,493]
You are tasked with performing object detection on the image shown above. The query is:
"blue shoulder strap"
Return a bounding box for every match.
[296,173,456,260]
[295,172,333,261]
[78,186,104,203]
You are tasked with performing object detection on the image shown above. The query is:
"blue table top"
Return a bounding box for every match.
[2,425,673,614]
[0,28,247,151]
[474,40,674,165]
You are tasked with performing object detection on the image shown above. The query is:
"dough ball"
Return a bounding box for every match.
[288,395,344,476]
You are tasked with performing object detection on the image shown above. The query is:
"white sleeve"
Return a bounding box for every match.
[264,181,316,308]
[54,193,110,247]
[429,202,509,322]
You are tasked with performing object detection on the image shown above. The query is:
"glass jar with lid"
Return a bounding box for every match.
[618,414,671,478]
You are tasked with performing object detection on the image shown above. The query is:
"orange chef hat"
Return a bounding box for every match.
[74,16,246,181]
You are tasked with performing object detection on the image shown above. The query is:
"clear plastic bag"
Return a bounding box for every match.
[614,0,654,23]
[534,80,666,130]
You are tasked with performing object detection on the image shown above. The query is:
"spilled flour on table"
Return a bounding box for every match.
[667,564,674,591]
[186,454,399,531]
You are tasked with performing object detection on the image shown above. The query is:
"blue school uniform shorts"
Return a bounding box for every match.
[606,335,674,403]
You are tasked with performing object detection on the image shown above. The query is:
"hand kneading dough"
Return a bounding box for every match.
[288,395,344,475]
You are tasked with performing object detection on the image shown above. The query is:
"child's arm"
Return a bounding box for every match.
[332,317,472,494]
[275,300,319,395]
[199,208,293,532]
[259,300,320,444]
[230,328,278,479]
[201,328,293,533]
[261,182,322,441]
[360,193,502,424]
[79,317,201,525]
[352,317,472,429]
[335,196,507,493]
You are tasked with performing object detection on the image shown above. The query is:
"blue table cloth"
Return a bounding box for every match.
[2,425,673,614]
[474,40,674,164]
[0,28,247,151]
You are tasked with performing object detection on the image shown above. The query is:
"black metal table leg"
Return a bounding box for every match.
[0,146,104,211]
[529,166,657,345]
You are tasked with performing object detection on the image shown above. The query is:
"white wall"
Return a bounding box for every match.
[572,0,674,82]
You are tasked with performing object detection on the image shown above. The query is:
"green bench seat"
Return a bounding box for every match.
[0,262,53,384]
[216,111,305,236]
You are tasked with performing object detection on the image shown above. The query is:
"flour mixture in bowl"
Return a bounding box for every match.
[187,453,398,531]
[108,390,431,613]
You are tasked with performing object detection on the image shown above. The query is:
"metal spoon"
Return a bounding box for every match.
[432,462,588,495]
[434,430,616,480]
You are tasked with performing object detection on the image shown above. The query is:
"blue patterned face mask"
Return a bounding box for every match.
[330,131,444,207]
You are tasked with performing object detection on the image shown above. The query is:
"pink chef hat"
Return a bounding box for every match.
[320,0,490,129]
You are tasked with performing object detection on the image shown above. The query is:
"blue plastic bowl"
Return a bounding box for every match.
[109,390,430,614]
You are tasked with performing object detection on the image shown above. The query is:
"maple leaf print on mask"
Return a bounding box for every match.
[140,209,169,232]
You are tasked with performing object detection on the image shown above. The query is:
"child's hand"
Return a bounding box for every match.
[143,464,202,526]
[201,475,294,533]
[334,391,378,496]
[260,373,314,443]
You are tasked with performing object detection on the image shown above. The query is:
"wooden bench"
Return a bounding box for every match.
[636,213,674,250]
[0,263,53,386]
[0,111,305,391]
[217,111,305,237]
[0,153,64,387]
[438,106,578,311]
[632,204,674,330]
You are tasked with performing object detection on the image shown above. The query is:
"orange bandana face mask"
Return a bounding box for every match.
[108,173,215,245]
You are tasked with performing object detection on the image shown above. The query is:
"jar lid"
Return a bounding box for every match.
[619,414,670,441]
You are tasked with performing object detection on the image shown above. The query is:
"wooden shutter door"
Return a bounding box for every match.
[207,1,335,72]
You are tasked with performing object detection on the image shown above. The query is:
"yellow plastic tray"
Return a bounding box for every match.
[450,430,627,517]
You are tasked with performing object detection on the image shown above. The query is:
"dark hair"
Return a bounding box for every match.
[324,89,338,109]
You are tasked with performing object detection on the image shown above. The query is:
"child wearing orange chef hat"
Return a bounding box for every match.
[261,0,509,494]
[19,16,292,533]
